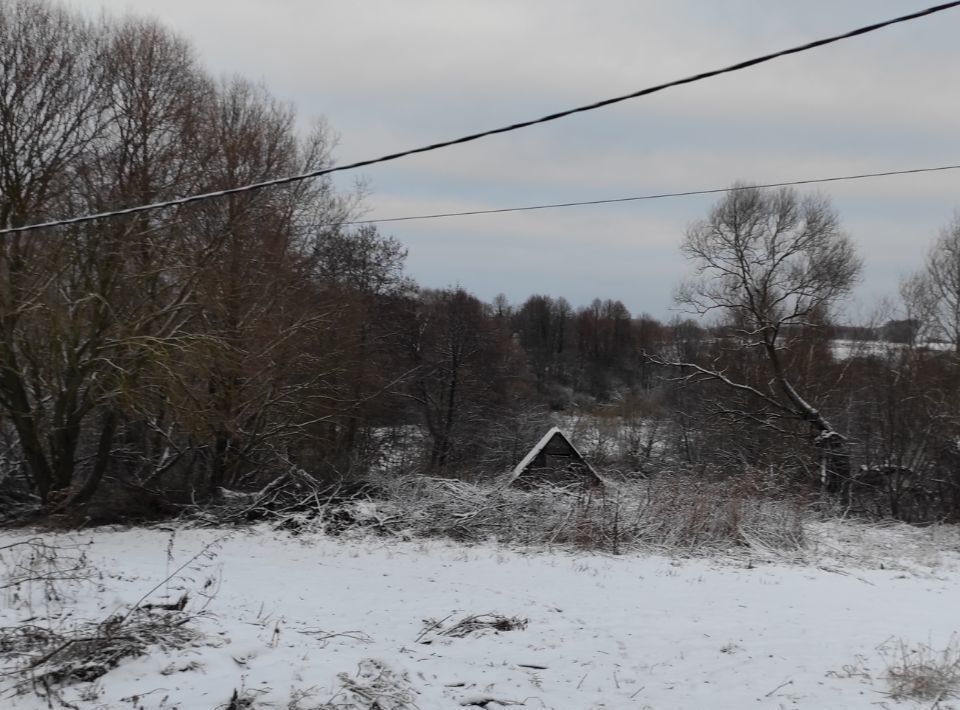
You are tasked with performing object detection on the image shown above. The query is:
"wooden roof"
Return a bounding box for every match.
[509,427,600,482]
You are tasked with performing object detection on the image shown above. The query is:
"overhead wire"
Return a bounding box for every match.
[3,1,960,235]
[325,164,960,227]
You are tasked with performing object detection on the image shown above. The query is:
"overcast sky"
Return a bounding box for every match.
[71,0,960,320]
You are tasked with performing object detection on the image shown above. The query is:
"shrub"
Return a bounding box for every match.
[360,473,806,555]
[881,636,960,702]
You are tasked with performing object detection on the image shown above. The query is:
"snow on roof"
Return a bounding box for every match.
[510,426,599,479]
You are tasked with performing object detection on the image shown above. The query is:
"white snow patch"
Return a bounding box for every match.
[1,521,959,709]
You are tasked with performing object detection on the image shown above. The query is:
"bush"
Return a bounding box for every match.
[356,473,807,555]
[881,636,960,702]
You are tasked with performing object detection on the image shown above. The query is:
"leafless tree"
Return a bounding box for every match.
[665,185,861,491]
[164,78,355,495]
[0,0,109,501]
[402,288,516,473]
[307,224,413,471]
[0,2,368,509]
[902,212,960,354]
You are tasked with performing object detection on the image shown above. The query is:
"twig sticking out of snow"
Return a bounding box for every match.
[763,678,794,697]
[0,537,95,606]
[459,696,527,707]
[296,628,373,645]
[119,534,227,625]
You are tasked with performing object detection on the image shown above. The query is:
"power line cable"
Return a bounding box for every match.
[326,164,960,227]
[3,1,959,236]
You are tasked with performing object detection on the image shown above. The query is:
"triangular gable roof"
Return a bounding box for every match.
[509,427,600,480]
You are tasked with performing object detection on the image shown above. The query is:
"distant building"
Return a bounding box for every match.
[882,319,921,345]
[508,427,602,487]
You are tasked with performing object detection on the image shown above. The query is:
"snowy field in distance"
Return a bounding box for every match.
[2,521,960,709]
[830,339,952,360]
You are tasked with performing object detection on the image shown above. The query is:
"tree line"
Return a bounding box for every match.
[2,0,960,524]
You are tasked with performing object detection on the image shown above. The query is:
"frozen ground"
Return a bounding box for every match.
[2,520,960,709]
[830,339,952,360]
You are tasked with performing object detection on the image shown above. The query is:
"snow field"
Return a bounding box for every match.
[2,522,959,709]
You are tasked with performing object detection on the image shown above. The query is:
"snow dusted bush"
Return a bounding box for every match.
[360,474,806,554]
[5,606,203,696]
[284,659,417,710]
[0,534,222,704]
[881,636,960,702]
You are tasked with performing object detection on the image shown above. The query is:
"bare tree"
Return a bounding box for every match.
[166,78,352,495]
[308,224,413,471]
[0,0,110,501]
[59,17,212,506]
[403,288,515,473]
[903,212,960,354]
[0,2,366,509]
[665,185,861,491]
[0,4,229,507]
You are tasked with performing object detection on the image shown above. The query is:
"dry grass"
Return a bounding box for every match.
[339,474,807,556]
[0,535,222,704]
[0,537,96,610]
[2,606,201,694]
[285,659,417,710]
[881,636,960,703]
[417,613,528,644]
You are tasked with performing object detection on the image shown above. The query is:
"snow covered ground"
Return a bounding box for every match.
[2,520,960,709]
[830,339,953,360]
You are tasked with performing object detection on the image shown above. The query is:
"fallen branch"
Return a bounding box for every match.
[764,678,794,697]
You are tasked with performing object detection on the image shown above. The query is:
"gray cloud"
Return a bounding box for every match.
[72,0,960,318]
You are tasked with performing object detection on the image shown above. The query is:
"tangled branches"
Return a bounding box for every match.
[2,606,201,696]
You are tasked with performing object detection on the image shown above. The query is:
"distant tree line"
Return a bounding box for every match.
[2,0,960,524]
